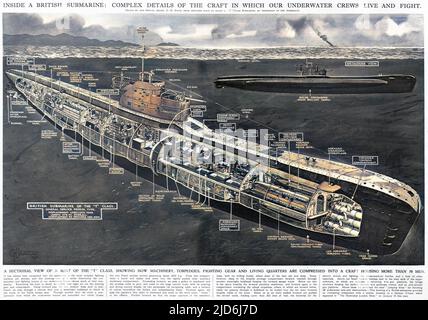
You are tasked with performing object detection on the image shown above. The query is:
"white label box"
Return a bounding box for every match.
[219,219,240,231]
[352,155,379,166]
[62,142,81,154]
[279,132,304,142]
[27,202,118,220]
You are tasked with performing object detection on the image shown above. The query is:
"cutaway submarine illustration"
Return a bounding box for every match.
[5,68,421,254]
[215,60,416,94]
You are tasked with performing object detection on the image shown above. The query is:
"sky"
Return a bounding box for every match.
[3,13,424,47]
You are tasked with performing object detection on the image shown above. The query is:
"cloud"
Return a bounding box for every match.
[355,15,372,31]
[3,13,45,34]
[374,16,420,37]
[276,18,297,38]
[257,17,324,45]
[3,13,162,45]
[156,24,216,42]
[211,21,248,39]
[2,13,424,48]
[225,30,257,39]
[3,13,85,35]
[354,14,422,40]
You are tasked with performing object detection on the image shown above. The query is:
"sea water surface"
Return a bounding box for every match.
[3,45,424,60]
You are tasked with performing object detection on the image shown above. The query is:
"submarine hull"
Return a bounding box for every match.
[215,75,416,94]
[5,69,421,255]
[14,102,419,255]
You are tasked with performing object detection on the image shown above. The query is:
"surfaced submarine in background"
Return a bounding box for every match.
[215,60,416,94]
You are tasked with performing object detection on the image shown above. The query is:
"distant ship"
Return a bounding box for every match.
[5,68,421,254]
[215,60,416,94]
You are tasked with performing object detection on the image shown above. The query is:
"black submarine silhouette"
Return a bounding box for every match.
[215,60,416,94]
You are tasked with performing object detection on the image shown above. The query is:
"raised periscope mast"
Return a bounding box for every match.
[5,68,422,253]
